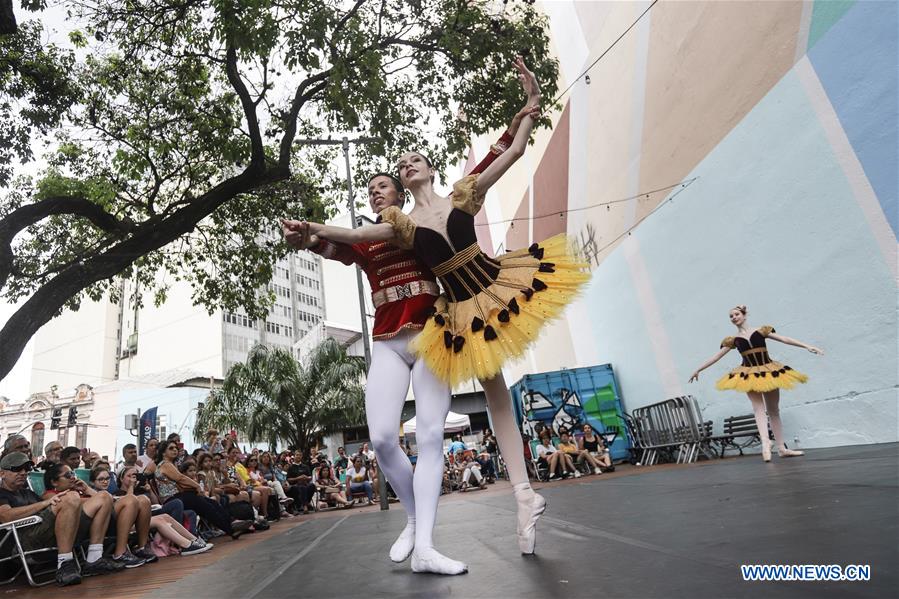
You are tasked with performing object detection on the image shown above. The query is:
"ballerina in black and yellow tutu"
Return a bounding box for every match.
[302,57,589,557]
[689,305,823,462]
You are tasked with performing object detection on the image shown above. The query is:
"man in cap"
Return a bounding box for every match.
[0,452,123,586]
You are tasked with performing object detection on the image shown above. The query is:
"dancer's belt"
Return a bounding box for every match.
[740,347,771,366]
[371,281,440,308]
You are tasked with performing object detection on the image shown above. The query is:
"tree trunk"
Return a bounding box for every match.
[0,0,15,35]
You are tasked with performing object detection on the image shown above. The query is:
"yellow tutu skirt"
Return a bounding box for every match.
[716,362,808,393]
[409,233,590,386]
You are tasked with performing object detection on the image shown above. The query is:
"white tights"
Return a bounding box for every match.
[480,373,529,486]
[366,330,451,553]
[747,389,787,451]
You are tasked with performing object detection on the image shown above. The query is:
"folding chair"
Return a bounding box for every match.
[0,515,65,587]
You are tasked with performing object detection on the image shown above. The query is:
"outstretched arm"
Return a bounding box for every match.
[475,56,542,196]
[689,347,731,382]
[767,333,824,355]
[303,220,395,245]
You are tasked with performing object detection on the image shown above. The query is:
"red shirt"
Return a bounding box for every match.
[311,132,514,340]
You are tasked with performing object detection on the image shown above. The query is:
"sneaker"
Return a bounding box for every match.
[81,556,126,576]
[56,559,81,586]
[574,471,582,478]
[548,473,558,480]
[113,552,147,569]
[133,547,159,564]
[181,540,212,556]
[594,468,603,475]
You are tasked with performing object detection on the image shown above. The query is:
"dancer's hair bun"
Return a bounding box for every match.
[733,304,748,314]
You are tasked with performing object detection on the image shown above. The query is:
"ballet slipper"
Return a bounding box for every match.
[389,520,415,563]
[514,484,546,555]
[778,448,804,458]
[411,548,468,575]
[761,445,772,462]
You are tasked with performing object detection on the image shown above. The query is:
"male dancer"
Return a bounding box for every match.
[282,121,523,574]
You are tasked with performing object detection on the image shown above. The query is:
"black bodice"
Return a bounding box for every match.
[412,208,499,302]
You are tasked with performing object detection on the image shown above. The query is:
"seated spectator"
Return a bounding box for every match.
[89,466,157,564]
[333,446,349,474]
[225,447,269,521]
[0,452,124,586]
[216,453,252,505]
[475,447,497,483]
[535,431,573,480]
[38,441,63,469]
[285,451,316,514]
[345,456,374,505]
[119,443,141,477]
[258,452,292,514]
[447,435,466,457]
[155,440,252,540]
[580,424,614,472]
[201,429,224,454]
[196,453,223,503]
[454,451,486,491]
[60,447,82,471]
[358,442,375,465]
[315,464,354,508]
[441,463,456,495]
[44,463,146,568]
[83,452,101,470]
[117,466,210,556]
[2,434,31,460]
[556,433,590,477]
[368,457,381,502]
[242,455,273,520]
[92,460,119,493]
[137,439,159,473]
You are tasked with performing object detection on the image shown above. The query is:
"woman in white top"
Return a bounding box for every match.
[345,456,374,504]
[535,431,573,480]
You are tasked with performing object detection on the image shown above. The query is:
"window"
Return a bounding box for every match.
[157,414,167,442]
[74,424,88,450]
[31,422,45,453]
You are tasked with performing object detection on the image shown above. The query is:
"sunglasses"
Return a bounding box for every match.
[7,463,33,473]
[60,471,75,480]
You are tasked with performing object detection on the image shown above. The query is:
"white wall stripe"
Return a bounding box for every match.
[794,0,814,64]
[795,56,899,283]
[622,237,684,397]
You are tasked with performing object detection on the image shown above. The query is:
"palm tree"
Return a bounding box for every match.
[194,339,367,453]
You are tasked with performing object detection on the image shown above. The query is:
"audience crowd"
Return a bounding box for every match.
[1,420,614,586]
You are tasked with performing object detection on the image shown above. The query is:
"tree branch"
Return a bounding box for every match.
[225,40,264,170]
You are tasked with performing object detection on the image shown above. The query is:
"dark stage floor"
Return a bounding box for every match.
[155,443,897,599]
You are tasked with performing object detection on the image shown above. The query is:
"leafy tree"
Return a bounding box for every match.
[0,0,558,381]
[194,340,367,453]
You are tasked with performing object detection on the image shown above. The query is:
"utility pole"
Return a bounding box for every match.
[296,136,389,510]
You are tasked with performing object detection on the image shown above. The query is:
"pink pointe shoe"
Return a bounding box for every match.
[761,446,772,462]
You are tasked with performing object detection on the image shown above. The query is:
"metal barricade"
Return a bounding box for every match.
[631,395,708,465]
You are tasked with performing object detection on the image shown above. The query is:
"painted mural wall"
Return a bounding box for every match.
[468,0,897,449]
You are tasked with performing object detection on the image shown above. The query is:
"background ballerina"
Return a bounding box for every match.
[689,305,823,462]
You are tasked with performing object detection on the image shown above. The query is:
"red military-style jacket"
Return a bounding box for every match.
[311,132,513,340]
